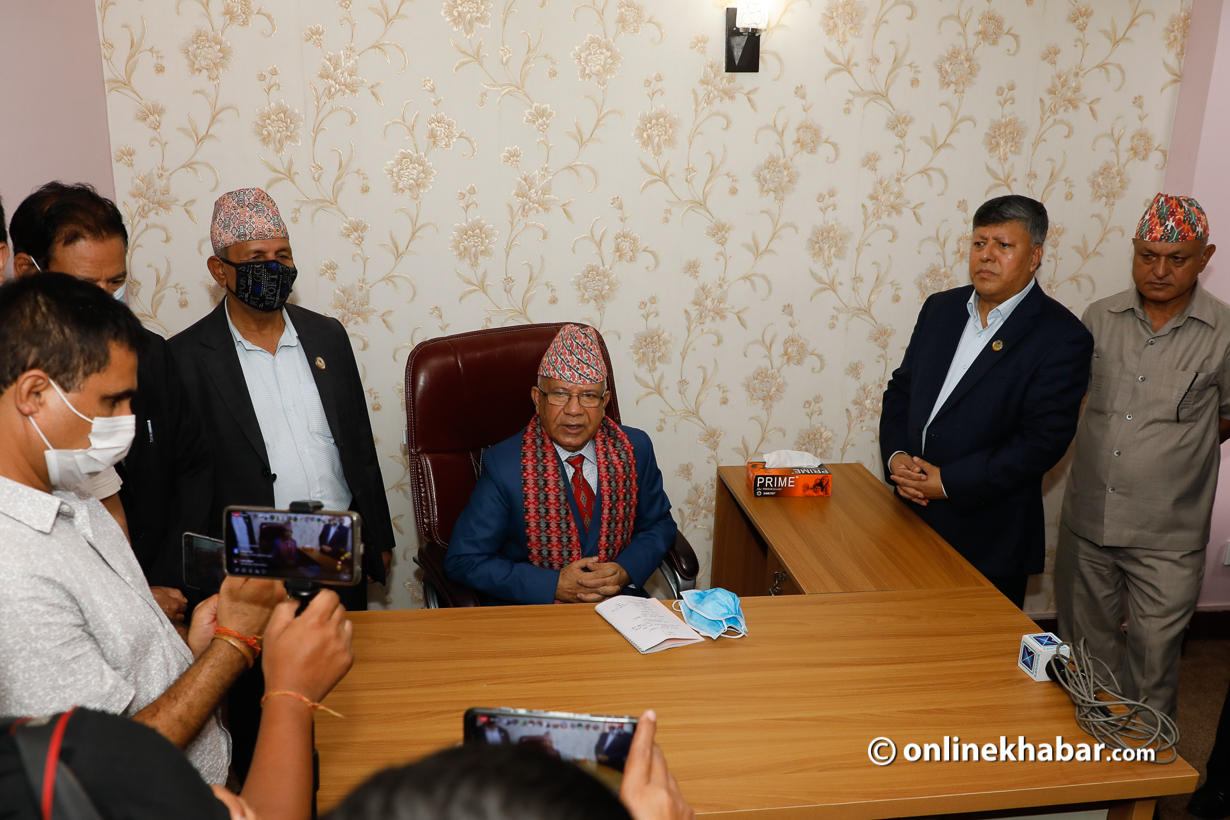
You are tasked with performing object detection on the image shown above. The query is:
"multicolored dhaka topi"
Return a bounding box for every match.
[520,415,637,573]
[1135,193,1208,243]
[538,324,607,385]
[210,188,289,255]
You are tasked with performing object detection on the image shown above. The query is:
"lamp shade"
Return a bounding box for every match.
[734,0,771,30]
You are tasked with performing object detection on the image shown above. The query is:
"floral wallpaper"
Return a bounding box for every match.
[96,0,1191,611]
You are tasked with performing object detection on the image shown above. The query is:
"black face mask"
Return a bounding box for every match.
[221,258,298,312]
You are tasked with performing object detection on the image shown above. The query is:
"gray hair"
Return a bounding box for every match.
[973,195,1048,247]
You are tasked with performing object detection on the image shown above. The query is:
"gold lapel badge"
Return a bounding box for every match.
[992,340,1004,351]
[315,356,327,370]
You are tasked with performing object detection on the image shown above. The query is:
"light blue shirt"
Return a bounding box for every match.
[224,299,352,511]
[921,278,1036,451]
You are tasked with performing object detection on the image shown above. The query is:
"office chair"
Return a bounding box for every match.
[404,323,699,608]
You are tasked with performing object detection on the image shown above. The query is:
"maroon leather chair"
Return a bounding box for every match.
[405,322,699,607]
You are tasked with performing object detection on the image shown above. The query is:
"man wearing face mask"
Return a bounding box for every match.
[0,272,284,786]
[169,188,394,606]
[9,182,213,625]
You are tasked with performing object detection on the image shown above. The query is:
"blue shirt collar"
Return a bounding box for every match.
[966,277,1035,328]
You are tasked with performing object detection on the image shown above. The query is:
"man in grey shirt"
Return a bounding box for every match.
[1057,193,1229,721]
[0,273,282,784]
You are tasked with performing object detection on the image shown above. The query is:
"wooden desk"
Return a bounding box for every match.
[711,464,991,597]
[316,589,1195,818]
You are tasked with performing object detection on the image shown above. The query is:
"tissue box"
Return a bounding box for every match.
[1017,632,1070,682]
[745,462,832,498]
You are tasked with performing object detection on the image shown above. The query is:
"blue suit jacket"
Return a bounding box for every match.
[445,425,677,605]
[879,283,1093,577]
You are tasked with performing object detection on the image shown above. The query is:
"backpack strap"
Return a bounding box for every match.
[9,710,104,820]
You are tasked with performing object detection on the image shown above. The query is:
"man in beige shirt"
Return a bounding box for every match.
[1057,193,1229,722]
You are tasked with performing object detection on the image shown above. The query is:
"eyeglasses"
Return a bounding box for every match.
[540,389,606,408]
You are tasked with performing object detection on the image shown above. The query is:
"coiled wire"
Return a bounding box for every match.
[1047,639,1179,764]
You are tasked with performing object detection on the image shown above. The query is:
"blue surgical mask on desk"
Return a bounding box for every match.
[673,588,747,639]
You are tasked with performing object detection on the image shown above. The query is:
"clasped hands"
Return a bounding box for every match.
[888,452,947,506]
[555,556,631,604]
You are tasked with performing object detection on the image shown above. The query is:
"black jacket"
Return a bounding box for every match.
[168,301,393,586]
[118,329,213,589]
[880,283,1093,577]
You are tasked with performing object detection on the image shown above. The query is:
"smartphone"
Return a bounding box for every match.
[463,708,638,791]
[223,506,363,585]
[183,532,226,595]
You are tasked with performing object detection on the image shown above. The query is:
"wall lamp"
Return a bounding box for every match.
[726,0,769,73]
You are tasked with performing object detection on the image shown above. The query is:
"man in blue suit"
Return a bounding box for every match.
[880,195,1093,608]
[446,324,677,605]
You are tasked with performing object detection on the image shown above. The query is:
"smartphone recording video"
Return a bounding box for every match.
[463,708,638,791]
[183,532,226,596]
[223,506,363,585]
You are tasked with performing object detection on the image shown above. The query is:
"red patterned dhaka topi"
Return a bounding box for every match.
[1135,193,1208,243]
[210,187,290,255]
[538,324,608,385]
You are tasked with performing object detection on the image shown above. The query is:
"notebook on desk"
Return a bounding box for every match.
[595,596,704,654]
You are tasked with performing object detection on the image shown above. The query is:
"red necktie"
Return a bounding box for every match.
[566,454,595,530]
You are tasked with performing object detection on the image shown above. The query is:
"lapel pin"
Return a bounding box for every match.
[315,356,327,370]
[992,340,1004,351]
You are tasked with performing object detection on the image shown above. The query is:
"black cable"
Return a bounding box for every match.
[1045,639,1179,764]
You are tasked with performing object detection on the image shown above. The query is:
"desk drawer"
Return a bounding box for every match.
[765,551,801,596]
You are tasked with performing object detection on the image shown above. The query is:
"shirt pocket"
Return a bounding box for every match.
[1164,369,1217,424]
[1087,356,1121,414]
[296,368,336,442]
[306,404,335,443]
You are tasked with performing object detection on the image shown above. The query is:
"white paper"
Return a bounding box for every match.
[761,449,823,469]
[596,596,704,654]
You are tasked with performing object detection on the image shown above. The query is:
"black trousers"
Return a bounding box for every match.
[1207,682,1230,787]
[985,573,1028,610]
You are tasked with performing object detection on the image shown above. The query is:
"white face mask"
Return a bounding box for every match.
[27,379,136,489]
[113,283,127,303]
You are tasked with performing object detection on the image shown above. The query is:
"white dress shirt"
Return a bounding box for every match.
[554,438,599,489]
[921,278,1036,450]
[551,435,637,584]
[0,477,230,784]
[225,300,352,511]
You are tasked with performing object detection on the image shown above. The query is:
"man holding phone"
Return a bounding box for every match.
[9,182,214,622]
[0,274,272,783]
[0,275,358,820]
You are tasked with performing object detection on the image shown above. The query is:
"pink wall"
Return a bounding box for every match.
[0,0,115,278]
[1165,0,1230,609]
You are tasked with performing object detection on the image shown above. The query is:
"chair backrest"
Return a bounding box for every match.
[404,323,621,546]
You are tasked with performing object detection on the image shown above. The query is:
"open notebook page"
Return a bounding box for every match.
[595,596,704,654]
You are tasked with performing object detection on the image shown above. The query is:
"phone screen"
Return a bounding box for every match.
[223,507,362,585]
[463,708,638,792]
[183,533,226,595]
